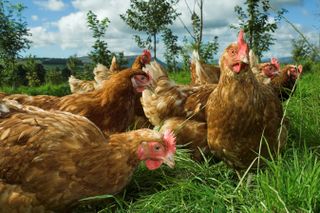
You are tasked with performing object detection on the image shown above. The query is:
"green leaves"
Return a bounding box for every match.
[232,0,286,61]
[121,0,180,59]
[86,10,111,67]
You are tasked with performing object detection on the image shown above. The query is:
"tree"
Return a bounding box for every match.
[87,10,111,67]
[0,0,31,86]
[66,54,83,75]
[24,55,46,87]
[162,28,181,72]
[232,0,286,60]
[179,0,219,64]
[120,0,180,60]
[291,37,317,62]
[45,67,64,85]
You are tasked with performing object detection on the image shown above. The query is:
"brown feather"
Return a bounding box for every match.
[4,69,149,134]
[206,43,287,169]
[0,100,172,211]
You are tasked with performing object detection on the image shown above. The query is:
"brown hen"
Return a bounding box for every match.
[190,50,220,85]
[271,64,303,101]
[0,100,176,212]
[206,31,287,169]
[4,68,151,134]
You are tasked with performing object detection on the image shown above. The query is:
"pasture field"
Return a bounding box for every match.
[75,63,320,212]
[1,63,319,212]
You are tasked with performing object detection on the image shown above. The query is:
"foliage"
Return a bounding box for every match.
[232,0,286,60]
[0,0,31,86]
[24,55,46,87]
[179,36,191,72]
[291,37,317,63]
[87,10,111,67]
[66,55,83,75]
[179,0,219,65]
[45,67,64,85]
[0,83,70,96]
[0,0,31,63]
[120,0,180,59]
[162,28,181,72]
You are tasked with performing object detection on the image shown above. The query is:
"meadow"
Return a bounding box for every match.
[1,62,319,212]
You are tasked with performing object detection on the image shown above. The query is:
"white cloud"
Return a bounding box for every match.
[31,15,38,21]
[29,26,57,47]
[34,0,66,11]
[27,0,317,60]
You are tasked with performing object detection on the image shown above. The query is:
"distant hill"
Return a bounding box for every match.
[19,55,294,69]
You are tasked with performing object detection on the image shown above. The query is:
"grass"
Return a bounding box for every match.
[73,64,320,212]
[1,65,319,212]
[0,83,71,96]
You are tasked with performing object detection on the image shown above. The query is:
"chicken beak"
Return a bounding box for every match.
[162,153,175,168]
[240,55,249,64]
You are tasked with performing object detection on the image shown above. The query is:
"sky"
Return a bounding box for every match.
[15,0,320,61]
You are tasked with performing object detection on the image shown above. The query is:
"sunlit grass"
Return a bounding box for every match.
[0,83,71,96]
[74,64,320,212]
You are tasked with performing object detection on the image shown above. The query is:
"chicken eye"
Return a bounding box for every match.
[154,145,161,151]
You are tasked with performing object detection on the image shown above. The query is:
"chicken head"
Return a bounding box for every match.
[261,57,280,79]
[137,129,176,170]
[141,49,152,65]
[131,72,152,92]
[287,64,303,79]
[221,30,249,75]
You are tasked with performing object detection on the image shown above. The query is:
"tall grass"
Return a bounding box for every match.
[74,64,320,212]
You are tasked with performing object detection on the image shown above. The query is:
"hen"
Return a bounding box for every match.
[0,100,176,212]
[190,50,220,85]
[160,117,209,161]
[250,51,280,85]
[4,68,151,134]
[69,61,117,94]
[141,61,215,126]
[206,30,287,169]
[191,49,281,86]
[131,49,152,70]
[271,64,303,101]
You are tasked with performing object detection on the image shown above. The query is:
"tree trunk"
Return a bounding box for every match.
[199,0,203,47]
[153,33,157,60]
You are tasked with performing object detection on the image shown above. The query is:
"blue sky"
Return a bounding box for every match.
[16,0,320,60]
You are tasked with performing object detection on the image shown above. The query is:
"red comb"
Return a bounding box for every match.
[163,129,176,154]
[271,58,280,70]
[143,50,151,60]
[237,30,246,46]
[237,30,249,60]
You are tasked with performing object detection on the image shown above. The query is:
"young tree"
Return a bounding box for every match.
[66,54,83,75]
[179,0,219,63]
[24,55,45,87]
[120,0,180,60]
[232,0,286,60]
[87,10,111,67]
[162,28,181,72]
[0,0,31,86]
[291,37,317,62]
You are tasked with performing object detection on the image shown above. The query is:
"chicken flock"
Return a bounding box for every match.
[0,31,303,212]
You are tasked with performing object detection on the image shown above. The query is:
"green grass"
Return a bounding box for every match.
[2,65,319,212]
[73,64,320,212]
[0,83,71,96]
